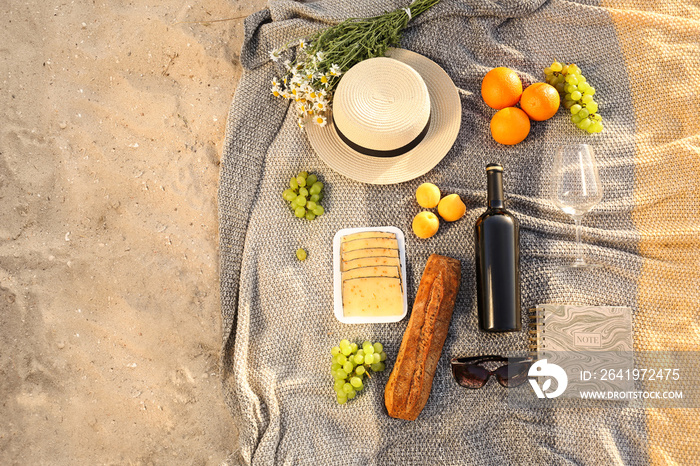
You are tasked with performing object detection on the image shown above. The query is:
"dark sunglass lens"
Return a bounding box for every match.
[495,361,531,388]
[452,364,490,389]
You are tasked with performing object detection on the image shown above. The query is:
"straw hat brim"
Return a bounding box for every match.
[306,48,462,185]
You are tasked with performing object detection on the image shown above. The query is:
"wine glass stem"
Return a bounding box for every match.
[574,216,584,264]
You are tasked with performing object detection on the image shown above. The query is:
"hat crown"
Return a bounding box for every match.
[333,57,431,152]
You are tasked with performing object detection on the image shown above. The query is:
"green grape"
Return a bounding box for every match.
[355,365,366,376]
[334,379,345,391]
[379,351,387,362]
[331,363,341,373]
[336,368,348,379]
[364,354,374,365]
[337,354,347,365]
[309,184,321,196]
[294,207,306,218]
[350,377,363,388]
[572,114,583,124]
[289,176,298,190]
[370,362,386,372]
[578,118,592,130]
[350,343,358,353]
[544,66,553,75]
[547,76,558,86]
[305,212,316,221]
[577,75,586,83]
[555,82,565,93]
[584,87,596,96]
[331,346,341,356]
[586,102,599,113]
[564,84,575,94]
[306,174,317,186]
[309,194,320,203]
[356,349,364,357]
[337,394,347,404]
[294,195,307,207]
[339,339,350,349]
[296,176,306,187]
[578,82,590,93]
[551,61,563,72]
[570,91,582,101]
[298,187,309,197]
[341,345,352,356]
[342,383,353,394]
[590,121,604,133]
[364,345,374,356]
[306,201,317,210]
[565,74,578,85]
[578,108,590,118]
[591,113,602,122]
[343,361,353,373]
[353,353,364,364]
[282,189,296,201]
[373,342,383,353]
[346,389,357,399]
[372,353,381,364]
[297,171,308,179]
[316,192,324,202]
[312,205,324,216]
[570,104,582,115]
[563,99,574,109]
[581,94,593,104]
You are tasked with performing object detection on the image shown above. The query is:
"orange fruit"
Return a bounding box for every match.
[520,82,560,121]
[481,67,523,110]
[437,194,466,222]
[415,183,441,208]
[412,211,439,239]
[490,107,531,145]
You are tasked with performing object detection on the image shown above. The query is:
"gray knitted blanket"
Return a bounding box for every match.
[218,0,692,464]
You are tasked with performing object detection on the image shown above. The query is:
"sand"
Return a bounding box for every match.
[1,1,267,463]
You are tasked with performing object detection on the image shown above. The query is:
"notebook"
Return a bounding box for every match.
[529,304,634,397]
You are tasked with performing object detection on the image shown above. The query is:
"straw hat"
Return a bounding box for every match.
[306,48,461,185]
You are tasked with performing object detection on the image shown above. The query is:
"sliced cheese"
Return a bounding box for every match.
[342,277,403,317]
[342,231,396,243]
[342,247,399,262]
[341,237,399,253]
[342,265,400,281]
[341,256,401,272]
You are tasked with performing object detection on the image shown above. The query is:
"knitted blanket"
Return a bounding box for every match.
[219,1,700,464]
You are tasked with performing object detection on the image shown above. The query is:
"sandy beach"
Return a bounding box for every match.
[1,1,266,463]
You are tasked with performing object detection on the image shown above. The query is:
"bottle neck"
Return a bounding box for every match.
[487,170,505,209]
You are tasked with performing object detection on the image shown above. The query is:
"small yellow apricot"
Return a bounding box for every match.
[412,211,439,239]
[437,194,466,222]
[415,183,441,209]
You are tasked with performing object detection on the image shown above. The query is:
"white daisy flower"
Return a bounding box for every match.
[329,64,342,77]
[320,74,329,84]
[271,85,282,97]
[299,39,307,50]
[271,77,281,87]
[283,60,292,71]
[315,51,326,62]
[315,99,328,111]
[314,114,328,127]
[269,49,281,62]
[297,117,306,128]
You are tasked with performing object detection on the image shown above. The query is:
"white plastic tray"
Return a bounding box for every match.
[333,226,408,324]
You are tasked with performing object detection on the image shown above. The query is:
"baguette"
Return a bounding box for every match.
[385,254,461,420]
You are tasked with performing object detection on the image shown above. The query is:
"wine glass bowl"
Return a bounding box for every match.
[551,144,603,268]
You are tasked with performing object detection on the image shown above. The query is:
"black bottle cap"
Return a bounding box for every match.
[486,163,504,208]
[486,163,503,172]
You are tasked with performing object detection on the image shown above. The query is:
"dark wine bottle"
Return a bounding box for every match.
[475,163,521,332]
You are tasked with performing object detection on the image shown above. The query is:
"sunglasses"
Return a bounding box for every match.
[450,355,533,389]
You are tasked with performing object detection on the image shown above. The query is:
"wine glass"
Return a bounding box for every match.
[551,144,603,268]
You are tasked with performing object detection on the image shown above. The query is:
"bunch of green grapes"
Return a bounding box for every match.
[331,339,387,404]
[282,171,326,220]
[544,62,603,134]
